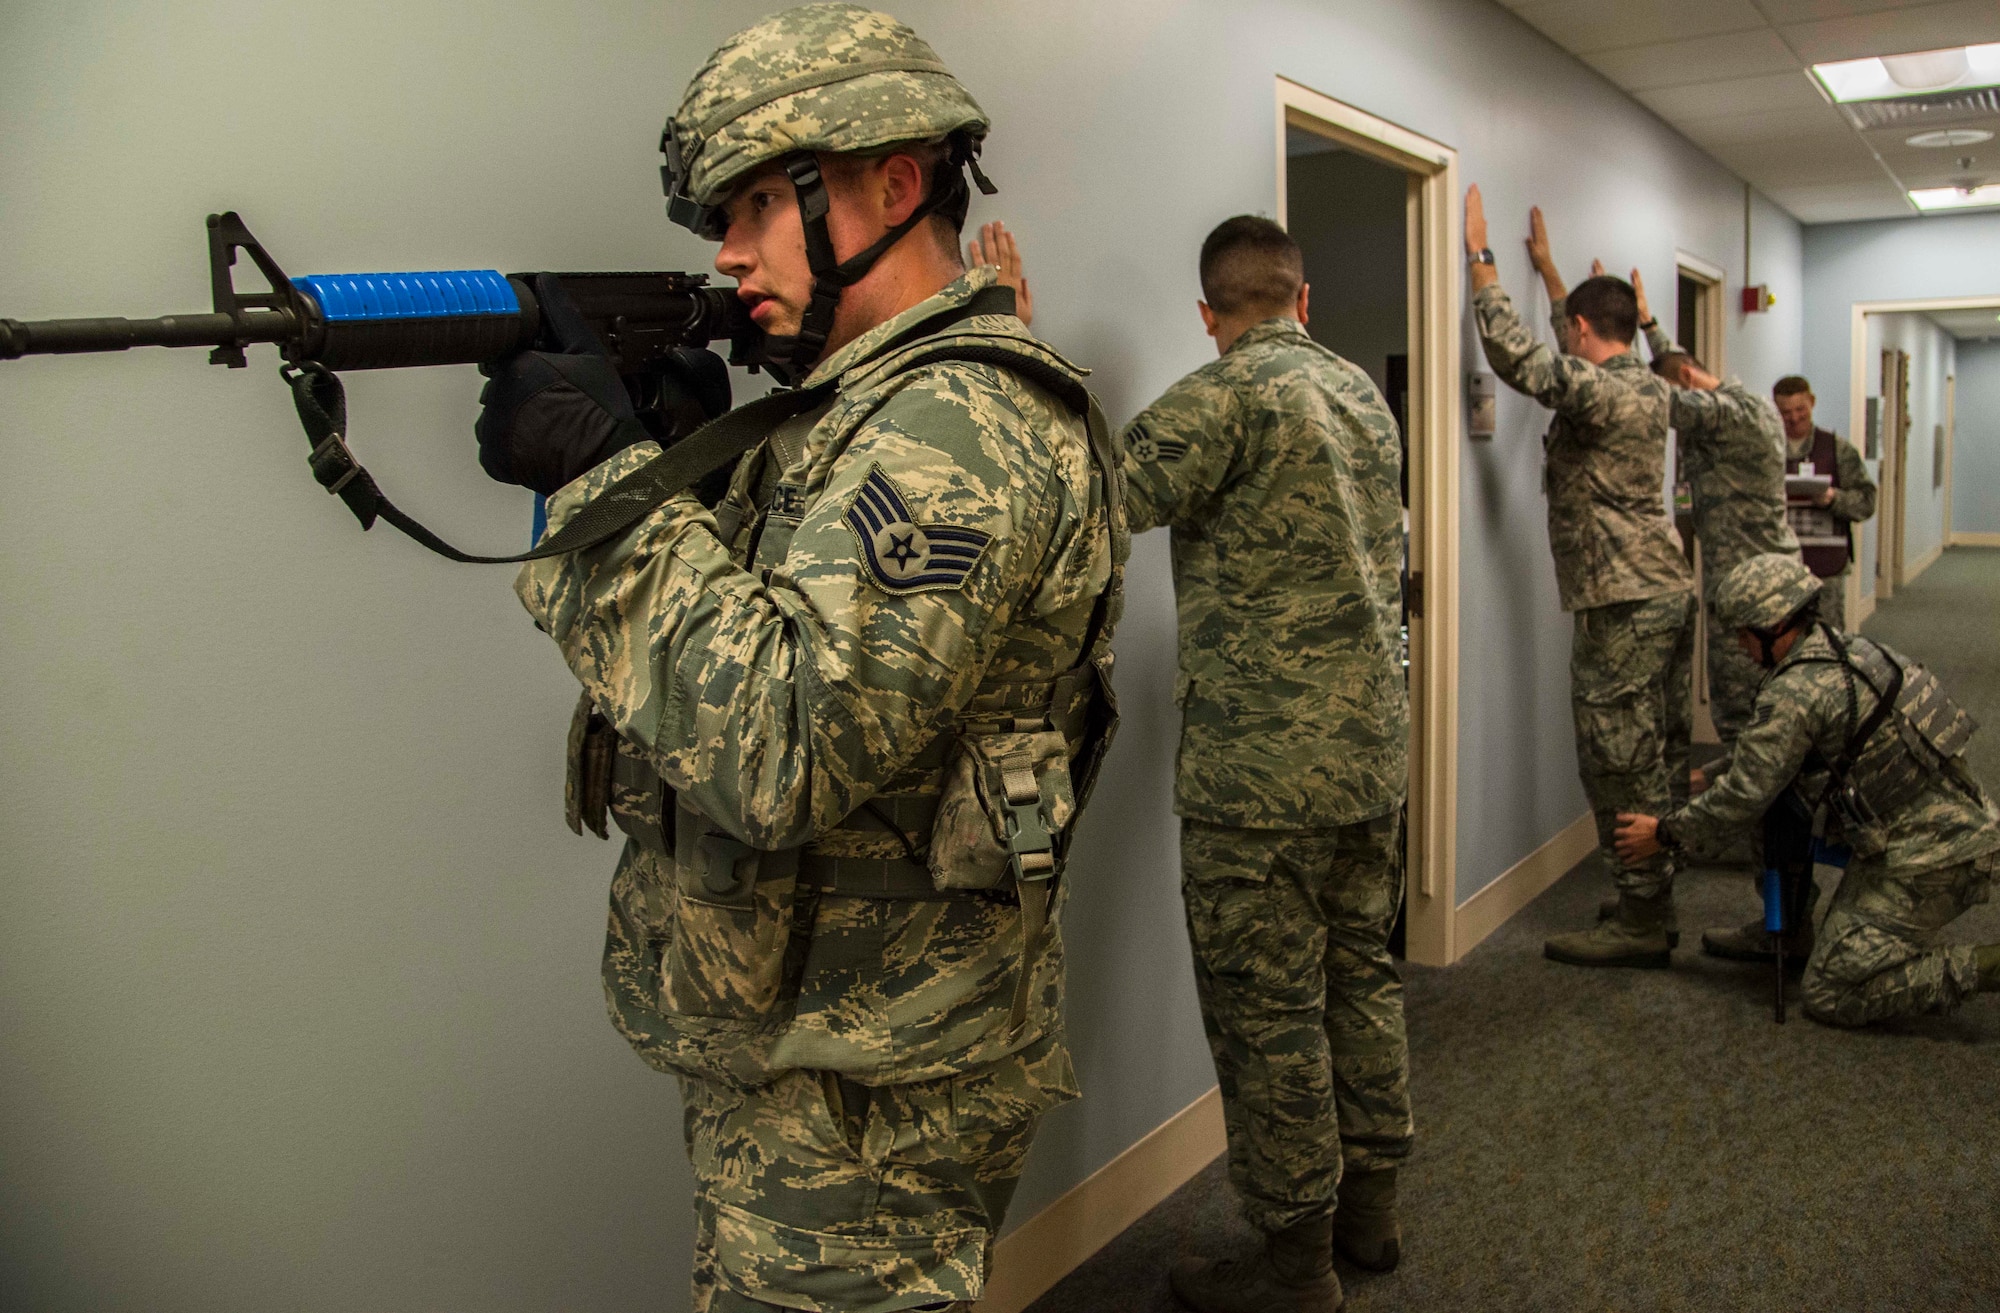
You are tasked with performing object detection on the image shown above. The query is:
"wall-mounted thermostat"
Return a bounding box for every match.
[1467,371,1497,439]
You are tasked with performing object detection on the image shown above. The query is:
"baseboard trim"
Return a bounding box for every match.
[1853,589,1877,626]
[976,1086,1225,1313]
[1903,539,1945,584]
[1452,811,1596,955]
[1950,531,2000,548]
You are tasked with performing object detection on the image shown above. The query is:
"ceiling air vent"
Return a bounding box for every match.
[1838,85,2000,131]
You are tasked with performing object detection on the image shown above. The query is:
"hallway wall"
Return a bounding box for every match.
[1801,212,2000,598]
[0,3,1799,1310]
[1957,340,2000,536]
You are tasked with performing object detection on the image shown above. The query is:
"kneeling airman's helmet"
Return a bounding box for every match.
[658,3,995,368]
[1715,554,1823,665]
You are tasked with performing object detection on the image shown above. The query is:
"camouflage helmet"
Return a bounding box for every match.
[660,3,990,233]
[1713,553,1822,632]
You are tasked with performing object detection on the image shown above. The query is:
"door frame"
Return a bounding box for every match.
[1673,251,1728,744]
[1849,295,2000,620]
[1274,76,1462,966]
[1673,250,1727,374]
[1943,371,1956,543]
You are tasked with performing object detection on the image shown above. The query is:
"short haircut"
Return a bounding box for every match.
[832,136,966,250]
[1199,216,1304,316]
[1773,375,1814,399]
[1650,350,1704,382]
[1566,275,1639,346]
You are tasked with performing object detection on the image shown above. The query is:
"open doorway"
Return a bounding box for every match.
[1847,296,1999,622]
[1276,78,1461,966]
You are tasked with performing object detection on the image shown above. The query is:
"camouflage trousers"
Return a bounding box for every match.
[1180,811,1414,1235]
[1816,569,1849,632]
[1704,598,1767,746]
[1801,854,1995,1027]
[1571,591,1695,900]
[680,1032,1076,1313]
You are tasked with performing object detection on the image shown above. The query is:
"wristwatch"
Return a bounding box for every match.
[1470,248,1495,266]
[1639,316,1659,331]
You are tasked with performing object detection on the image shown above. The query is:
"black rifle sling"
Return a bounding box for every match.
[280,285,1029,566]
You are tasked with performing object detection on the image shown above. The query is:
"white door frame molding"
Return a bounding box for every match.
[1275,76,1462,965]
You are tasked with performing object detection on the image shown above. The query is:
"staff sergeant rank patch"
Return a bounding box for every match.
[844,464,992,595]
[1126,421,1188,463]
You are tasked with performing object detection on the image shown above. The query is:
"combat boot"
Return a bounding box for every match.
[1169,1213,1343,1313]
[1597,895,1680,948]
[1545,892,1672,968]
[1331,1166,1400,1272]
[1701,883,1818,967]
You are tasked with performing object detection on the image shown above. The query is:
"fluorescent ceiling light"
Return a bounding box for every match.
[1909,183,2000,211]
[1813,42,2000,103]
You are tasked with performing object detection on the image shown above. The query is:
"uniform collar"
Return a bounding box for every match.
[803,264,1002,389]
[1599,349,1646,374]
[1226,316,1308,354]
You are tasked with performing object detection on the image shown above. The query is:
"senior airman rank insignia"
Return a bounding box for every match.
[1126,421,1188,463]
[844,465,992,594]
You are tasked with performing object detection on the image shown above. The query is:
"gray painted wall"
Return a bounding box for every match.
[1865,313,1956,570]
[1802,212,2000,598]
[0,2,1798,1309]
[1955,341,2000,536]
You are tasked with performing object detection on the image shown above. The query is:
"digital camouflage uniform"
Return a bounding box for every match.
[1643,323,1800,750]
[1121,316,1411,1234]
[1660,624,2000,1026]
[523,266,1118,1313]
[518,8,1124,1307]
[1478,287,1694,901]
[1786,427,1876,633]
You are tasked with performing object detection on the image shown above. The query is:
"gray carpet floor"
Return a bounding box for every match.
[1030,549,2000,1313]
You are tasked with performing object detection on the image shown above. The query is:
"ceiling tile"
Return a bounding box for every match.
[1585,28,1801,90]
[1879,153,2000,189]
[1679,104,1857,145]
[1635,70,1832,119]
[1779,0,2000,64]
[1764,178,1915,219]
[1752,0,1963,23]
[1704,133,1888,185]
[1512,0,1769,54]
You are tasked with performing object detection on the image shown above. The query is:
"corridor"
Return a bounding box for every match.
[1030,550,2000,1313]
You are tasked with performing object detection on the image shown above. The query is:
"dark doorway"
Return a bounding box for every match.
[1285,127,1415,957]
[1677,272,1701,363]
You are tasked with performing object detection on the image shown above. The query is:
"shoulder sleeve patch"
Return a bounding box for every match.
[843,464,993,594]
[1126,421,1189,463]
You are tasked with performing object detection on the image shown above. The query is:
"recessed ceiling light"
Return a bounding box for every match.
[1814,42,2000,103]
[1909,183,2000,211]
[1908,128,1995,148]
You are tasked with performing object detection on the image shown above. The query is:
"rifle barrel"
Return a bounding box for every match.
[0,309,297,359]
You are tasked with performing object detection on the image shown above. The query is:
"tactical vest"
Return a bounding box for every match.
[564,337,1127,1035]
[1785,628,1979,841]
[1786,427,1849,578]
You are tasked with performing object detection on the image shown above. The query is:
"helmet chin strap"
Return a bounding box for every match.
[761,140,993,377]
[1748,625,1784,669]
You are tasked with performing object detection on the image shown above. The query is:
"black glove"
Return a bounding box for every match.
[475,275,650,496]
